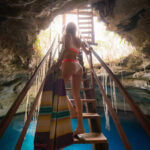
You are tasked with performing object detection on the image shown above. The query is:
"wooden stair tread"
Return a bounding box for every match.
[81,31,93,34]
[81,36,92,39]
[73,133,107,144]
[70,99,96,102]
[78,22,92,25]
[78,17,92,20]
[72,113,100,119]
[78,12,92,15]
[66,88,92,91]
[79,26,92,29]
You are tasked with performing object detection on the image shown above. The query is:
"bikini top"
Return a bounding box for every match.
[69,36,80,54]
[62,35,80,54]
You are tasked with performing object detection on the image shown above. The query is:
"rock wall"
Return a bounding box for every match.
[93,0,150,56]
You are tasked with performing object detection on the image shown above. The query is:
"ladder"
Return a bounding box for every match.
[66,52,108,150]
[77,5,95,44]
[64,4,95,44]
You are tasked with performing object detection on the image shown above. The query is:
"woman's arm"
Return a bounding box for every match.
[49,34,71,72]
[80,40,91,55]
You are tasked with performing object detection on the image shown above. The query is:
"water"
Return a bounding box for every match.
[0,113,150,150]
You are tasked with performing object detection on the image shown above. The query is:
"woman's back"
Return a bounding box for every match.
[63,34,81,59]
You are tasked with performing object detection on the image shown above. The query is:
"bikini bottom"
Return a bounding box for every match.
[62,59,80,73]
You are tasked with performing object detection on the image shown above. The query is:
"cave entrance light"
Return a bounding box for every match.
[36,6,136,65]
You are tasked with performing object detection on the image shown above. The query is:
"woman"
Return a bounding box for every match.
[53,22,91,136]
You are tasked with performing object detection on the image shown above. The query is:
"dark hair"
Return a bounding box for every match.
[66,22,76,35]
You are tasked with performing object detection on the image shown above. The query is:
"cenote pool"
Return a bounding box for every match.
[0,111,150,150]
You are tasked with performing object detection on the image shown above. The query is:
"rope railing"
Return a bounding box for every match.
[90,48,150,137]
[0,37,56,138]
[85,51,132,150]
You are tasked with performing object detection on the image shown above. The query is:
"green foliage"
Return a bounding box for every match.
[33,28,51,56]
[34,35,43,56]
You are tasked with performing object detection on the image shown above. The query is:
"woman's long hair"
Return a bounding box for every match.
[66,22,77,36]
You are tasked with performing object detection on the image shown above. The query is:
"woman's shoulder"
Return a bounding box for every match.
[75,37,82,46]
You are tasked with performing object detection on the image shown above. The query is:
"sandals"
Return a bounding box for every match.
[73,134,85,141]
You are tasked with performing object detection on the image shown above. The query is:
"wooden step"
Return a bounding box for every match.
[78,22,92,25]
[71,113,100,119]
[73,133,107,144]
[87,42,98,46]
[79,7,92,10]
[78,12,92,15]
[79,26,92,29]
[78,17,92,20]
[66,88,93,91]
[81,31,93,34]
[70,99,96,103]
[68,77,90,81]
[81,36,92,40]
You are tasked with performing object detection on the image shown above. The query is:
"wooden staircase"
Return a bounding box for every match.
[66,94,108,149]
[64,4,95,44]
[65,52,108,150]
[77,5,95,43]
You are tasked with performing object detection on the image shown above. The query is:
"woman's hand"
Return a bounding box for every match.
[85,47,92,55]
[89,47,93,51]
[85,50,91,55]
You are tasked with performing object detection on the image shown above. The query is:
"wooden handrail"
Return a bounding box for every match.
[93,69,132,150]
[15,79,45,150]
[86,55,132,150]
[0,38,56,138]
[91,49,150,136]
[89,52,95,89]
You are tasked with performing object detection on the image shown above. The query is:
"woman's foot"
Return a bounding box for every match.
[73,127,84,136]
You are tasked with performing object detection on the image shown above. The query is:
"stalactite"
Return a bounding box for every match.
[102,69,110,130]
[24,90,30,122]
[113,81,117,112]
[109,76,114,107]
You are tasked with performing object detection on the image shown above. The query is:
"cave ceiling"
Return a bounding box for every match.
[0,0,150,73]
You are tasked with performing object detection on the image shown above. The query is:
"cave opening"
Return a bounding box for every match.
[34,6,136,66]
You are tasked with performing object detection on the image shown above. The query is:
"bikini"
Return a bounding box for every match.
[62,36,80,73]
[62,47,79,64]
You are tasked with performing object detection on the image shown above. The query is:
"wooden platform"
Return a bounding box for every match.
[71,113,100,119]
[66,88,93,91]
[70,99,96,103]
[73,133,107,144]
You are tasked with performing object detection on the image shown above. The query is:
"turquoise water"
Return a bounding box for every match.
[0,113,150,150]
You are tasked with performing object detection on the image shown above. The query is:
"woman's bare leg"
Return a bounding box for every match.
[66,95,77,117]
[72,68,84,135]
[62,62,77,117]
